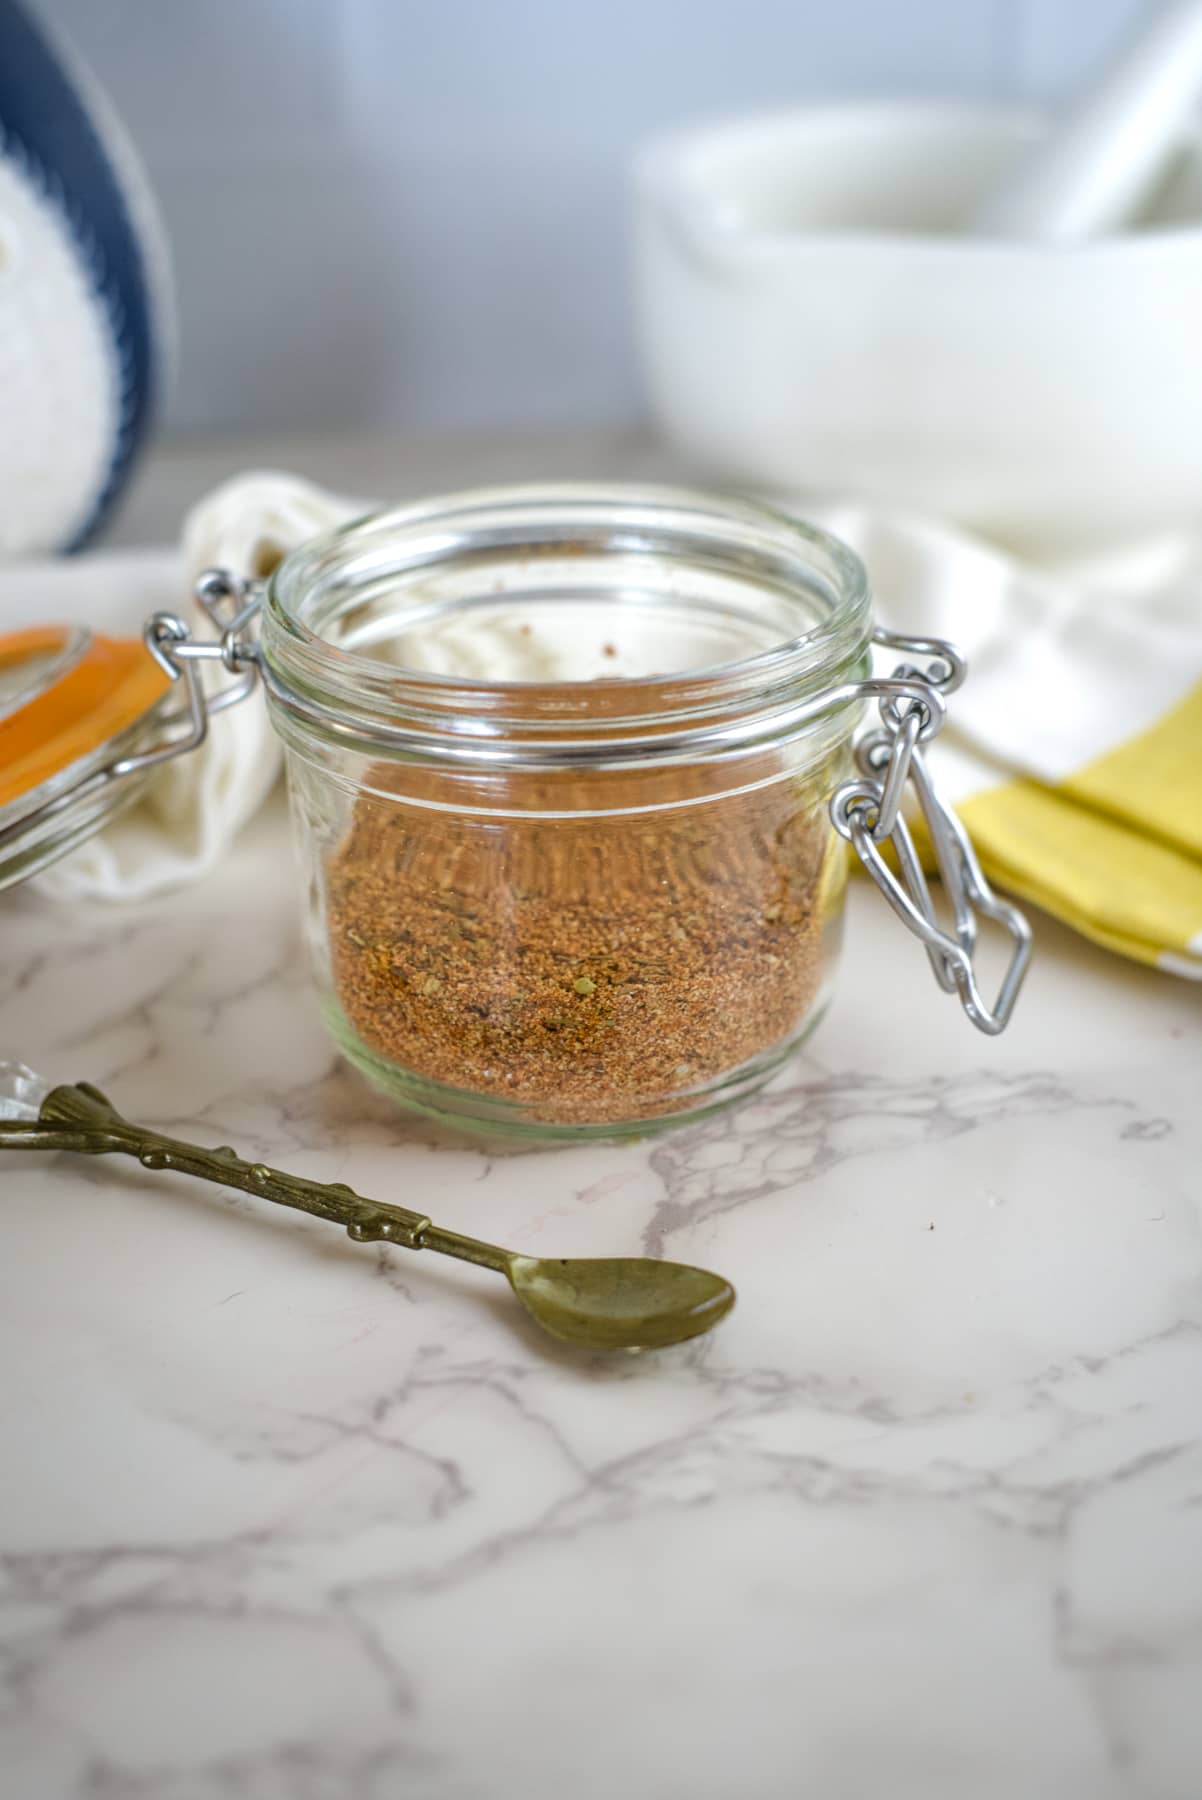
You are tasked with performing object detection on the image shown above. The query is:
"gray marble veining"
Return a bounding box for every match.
[2,794,1200,1800]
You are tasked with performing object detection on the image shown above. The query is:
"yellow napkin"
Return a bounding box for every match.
[808,502,1202,979]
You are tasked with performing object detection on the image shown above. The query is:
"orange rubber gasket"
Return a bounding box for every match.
[0,627,171,809]
[0,626,75,667]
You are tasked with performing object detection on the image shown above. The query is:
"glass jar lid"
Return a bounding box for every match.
[0,623,175,890]
[0,575,258,894]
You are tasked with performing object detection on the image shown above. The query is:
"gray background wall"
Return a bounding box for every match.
[42,0,1147,433]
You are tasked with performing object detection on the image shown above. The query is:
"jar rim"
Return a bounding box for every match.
[262,483,874,767]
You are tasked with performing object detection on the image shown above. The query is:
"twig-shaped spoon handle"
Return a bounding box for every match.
[30,1077,440,1248]
[0,1072,734,1352]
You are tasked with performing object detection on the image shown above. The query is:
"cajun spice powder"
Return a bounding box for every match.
[323,755,843,1129]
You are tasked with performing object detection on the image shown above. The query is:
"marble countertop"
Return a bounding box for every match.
[3,433,1201,1800]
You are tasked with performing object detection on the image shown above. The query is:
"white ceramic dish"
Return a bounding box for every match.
[633,103,1202,552]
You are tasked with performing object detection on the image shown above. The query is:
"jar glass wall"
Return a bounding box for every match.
[263,486,872,1139]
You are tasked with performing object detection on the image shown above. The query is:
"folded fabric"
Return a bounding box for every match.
[805,500,1202,979]
[6,469,1199,979]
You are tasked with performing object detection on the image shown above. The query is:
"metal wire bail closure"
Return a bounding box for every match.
[0,571,264,867]
[113,570,264,777]
[831,627,1031,1035]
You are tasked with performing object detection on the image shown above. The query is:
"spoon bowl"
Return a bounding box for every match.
[506,1254,735,1351]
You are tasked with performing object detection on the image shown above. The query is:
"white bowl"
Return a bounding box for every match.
[634,103,1202,552]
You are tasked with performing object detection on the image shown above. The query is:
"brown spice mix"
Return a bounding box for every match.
[325,760,839,1126]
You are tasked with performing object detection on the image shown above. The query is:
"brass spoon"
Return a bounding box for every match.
[0,1073,734,1352]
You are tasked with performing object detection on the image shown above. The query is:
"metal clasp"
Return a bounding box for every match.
[110,569,263,780]
[831,627,1031,1036]
[107,568,262,781]
[0,571,263,857]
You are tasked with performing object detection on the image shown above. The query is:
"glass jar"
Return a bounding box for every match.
[262,486,871,1138]
[0,483,1029,1141]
